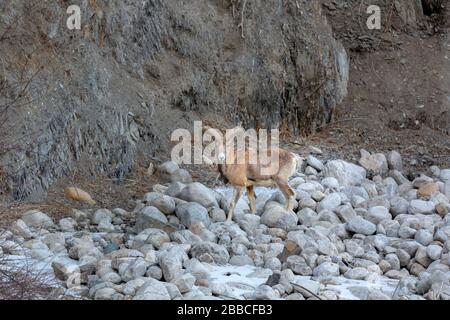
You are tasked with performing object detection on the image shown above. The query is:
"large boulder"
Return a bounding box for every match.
[260,203,298,231]
[22,210,55,229]
[175,202,211,228]
[135,206,168,233]
[177,183,218,208]
[190,242,230,265]
[358,150,388,176]
[324,160,367,187]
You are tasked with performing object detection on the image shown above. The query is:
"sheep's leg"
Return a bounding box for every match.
[227,186,244,221]
[276,179,295,211]
[247,184,257,214]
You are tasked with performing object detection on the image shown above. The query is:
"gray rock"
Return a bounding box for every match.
[97,220,115,233]
[264,257,282,271]
[146,266,163,280]
[190,241,230,265]
[175,202,211,228]
[261,203,298,231]
[427,245,442,261]
[147,195,176,215]
[390,197,409,216]
[387,150,403,171]
[170,169,192,184]
[134,228,170,249]
[317,239,338,256]
[119,257,148,282]
[396,249,411,267]
[22,210,55,229]
[286,256,313,276]
[398,224,417,239]
[210,207,227,223]
[158,161,179,176]
[316,193,342,213]
[135,206,169,233]
[345,217,376,235]
[409,200,435,215]
[10,219,34,239]
[312,262,340,278]
[177,183,218,208]
[415,229,434,246]
[297,208,319,227]
[359,150,388,175]
[253,285,280,300]
[385,253,400,270]
[95,287,117,300]
[133,279,171,300]
[159,247,189,282]
[344,240,364,258]
[440,169,450,182]
[321,177,340,190]
[344,267,369,280]
[59,218,77,232]
[171,273,196,293]
[307,155,324,171]
[92,209,114,225]
[229,255,255,266]
[365,206,392,224]
[324,160,366,187]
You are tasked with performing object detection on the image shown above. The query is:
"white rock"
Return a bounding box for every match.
[175,202,211,228]
[409,200,435,215]
[316,193,342,213]
[92,209,114,225]
[171,273,196,293]
[365,206,392,224]
[324,160,366,187]
[22,210,55,229]
[345,217,376,235]
[260,203,298,231]
[426,245,442,261]
[312,262,340,277]
[133,279,171,300]
[307,155,324,171]
[177,183,218,208]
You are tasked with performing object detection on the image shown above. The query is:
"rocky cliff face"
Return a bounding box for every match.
[0,0,349,200]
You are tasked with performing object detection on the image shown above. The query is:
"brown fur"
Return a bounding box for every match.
[220,147,297,221]
[64,187,96,205]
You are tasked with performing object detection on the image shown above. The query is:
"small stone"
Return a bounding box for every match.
[10,219,34,239]
[260,203,298,231]
[359,150,388,175]
[177,183,218,208]
[387,151,403,171]
[22,210,55,229]
[92,209,113,225]
[345,217,376,235]
[147,195,176,215]
[415,229,433,246]
[229,255,255,266]
[426,245,442,261]
[409,200,435,215]
[307,155,324,171]
[365,206,392,224]
[171,273,196,293]
[175,202,211,228]
[316,193,342,213]
[190,242,230,265]
[312,262,340,278]
[344,267,369,280]
[286,256,313,276]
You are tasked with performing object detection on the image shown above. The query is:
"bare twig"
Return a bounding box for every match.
[237,0,248,39]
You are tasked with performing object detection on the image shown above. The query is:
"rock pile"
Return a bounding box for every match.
[1,151,449,300]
